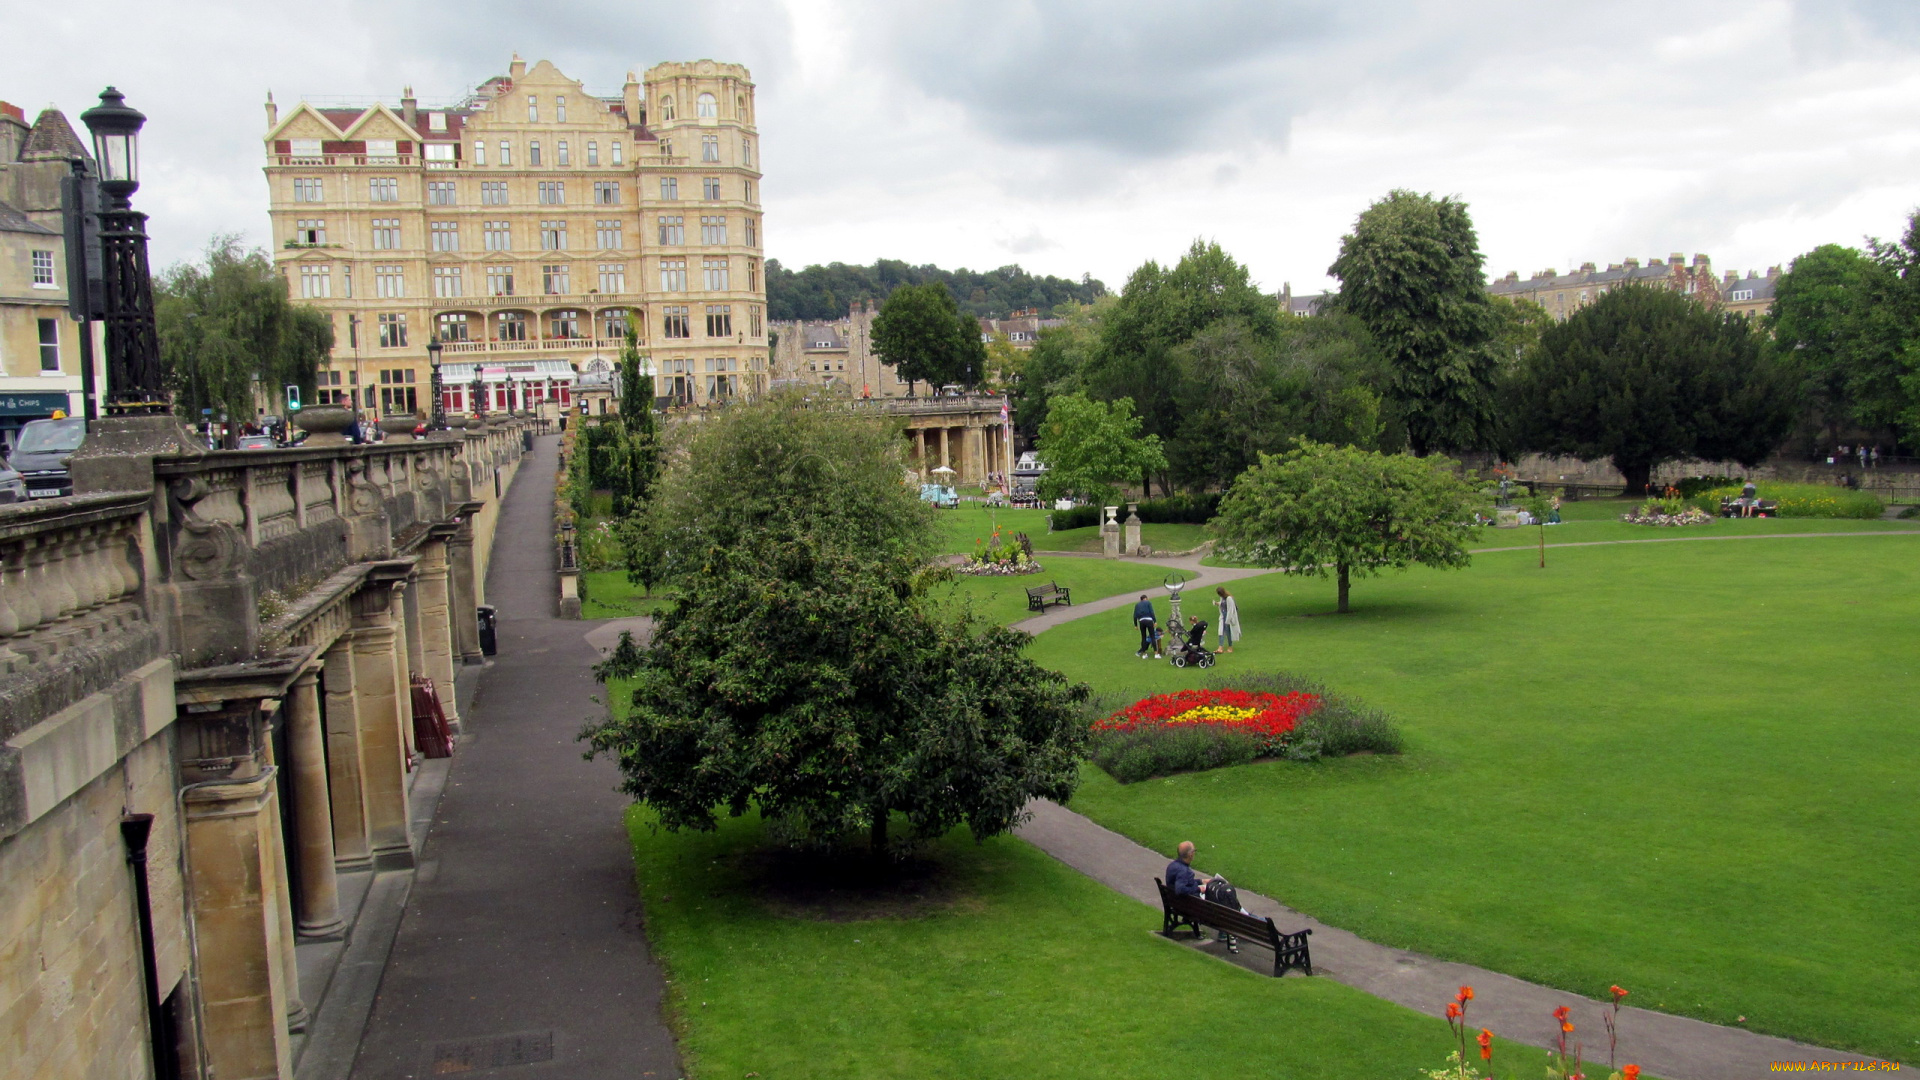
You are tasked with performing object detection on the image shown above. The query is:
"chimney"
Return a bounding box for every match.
[509,54,527,80]
[1580,261,1596,273]
[1669,253,1684,267]
[0,101,26,162]
[401,86,417,131]
[1503,272,1518,283]
[1608,264,1621,272]
[1767,265,1781,278]
[265,91,278,130]
[624,70,643,127]
[1693,253,1710,267]
[1624,258,1639,269]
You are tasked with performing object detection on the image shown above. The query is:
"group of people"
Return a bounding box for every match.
[1132,586,1241,660]
[1829,444,1881,469]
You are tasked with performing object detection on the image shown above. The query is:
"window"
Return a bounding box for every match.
[484,220,512,250]
[556,95,567,123]
[377,312,408,348]
[549,310,582,339]
[742,138,753,167]
[747,257,759,292]
[430,221,459,251]
[474,141,486,166]
[486,265,515,296]
[369,177,398,202]
[557,140,570,166]
[293,177,324,202]
[600,309,629,339]
[703,177,721,200]
[539,181,566,205]
[527,95,539,123]
[540,220,568,250]
[499,141,512,166]
[657,215,685,245]
[499,312,527,341]
[660,96,675,122]
[379,374,416,416]
[660,139,674,159]
[745,217,758,247]
[428,180,456,205]
[542,263,571,295]
[749,304,763,337]
[38,319,59,371]
[299,264,331,298]
[481,181,508,205]
[365,139,398,163]
[371,218,400,249]
[375,265,405,298]
[663,305,691,338]
[738,95,749,121]
[433,266,464,298]
[31,249,56,287]
[293,219,326,245]
[659,177,679,200]
[597,263,626,294]
[343,266,353,298]
[659,258,687,292]
[587,140,599,166]
[595,220,624,249]
[289,138,323,159]
[706,304,733,337]
[701,135,720,162]
[594,181,620,205]
[429,112,447,132]
[703,257,730,291]
[611,140,623,165]
[1732,289,1755,302]
[435,313,468,342]
[425,143,455,164]
[529,140,542,166]
[701,215,727,245]
[744,180,755,203]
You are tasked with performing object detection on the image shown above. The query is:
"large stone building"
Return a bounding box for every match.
[0,102,101,450]
[263,56,768,418]
[770,300,907,397]
[1488,253,1726,319]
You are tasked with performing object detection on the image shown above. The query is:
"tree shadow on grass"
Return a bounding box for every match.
[727,840,992,923]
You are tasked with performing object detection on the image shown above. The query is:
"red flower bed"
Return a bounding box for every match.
[1094,688,1321,739]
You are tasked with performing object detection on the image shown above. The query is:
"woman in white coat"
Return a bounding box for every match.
[1214,586,1241,654]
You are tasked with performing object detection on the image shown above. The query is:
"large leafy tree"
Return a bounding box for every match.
[1769,241,1910,445]
[1012,299,1105,443]
[1327,190,1500,455]
[155,235,333,426]
[1508,283,1798,495]
[1035,393,1168,506]
[593,393,1089,852]
[1212,440,1476,613]
[872,281,987,392]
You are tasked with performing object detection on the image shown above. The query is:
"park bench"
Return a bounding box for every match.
[1025,581,1072,612]
[1155,878,1314,977]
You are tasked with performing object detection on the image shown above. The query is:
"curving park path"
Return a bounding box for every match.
[1012,533,1913,1080]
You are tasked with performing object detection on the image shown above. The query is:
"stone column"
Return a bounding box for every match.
[183,773,294,1080]
[939,427,950,471]
[391,580,418,760]
[284,670,343,939]
[402,573,427,681]
[415,538,461,728]
[1124,502,1143,554]
[320,639,372,871]
[260,733,309,1034]
[351,585,414,870]
[449,523,482,665]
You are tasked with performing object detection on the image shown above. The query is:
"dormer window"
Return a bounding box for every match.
[1731,289,1755,302]
[428,112,447,132]
[698,93,717,118]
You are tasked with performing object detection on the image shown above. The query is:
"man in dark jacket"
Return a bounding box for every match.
[1133,594,1160,659]
[1166,841,1211,897]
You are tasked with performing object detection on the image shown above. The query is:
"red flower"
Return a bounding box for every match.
[1611,985,1629,1001]
[1457,985,1475,1002]
[1093,689,1322,739]
[1446,1002,1462,1020]
[1477,1029,1493,1061]
[1553,1005,1570,1021]
[1623,1066,1640,1079]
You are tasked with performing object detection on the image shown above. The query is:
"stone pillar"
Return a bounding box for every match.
[351,585,414,870]
[402,574,427,681]
[415,538,461,728]
[938,427,950,471]
[1101,505,1122,559]
[183,773,294,1080]
[284,670,343,938]
[1124,502,1143,554]
[320,639,372,870]
[449,524,482,665]
[260,735,309,1034]
[390,581,418,760]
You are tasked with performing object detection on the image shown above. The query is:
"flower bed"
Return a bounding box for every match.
[955,559,1044,576]
[1088,675,1401,782]
[1687,482,1882,519]
[1620,501,1712,526]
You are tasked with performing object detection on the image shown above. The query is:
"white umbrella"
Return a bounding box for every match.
[930,465,956,476]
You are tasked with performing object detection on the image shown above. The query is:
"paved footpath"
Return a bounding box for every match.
[1012,544,1902,1080]
[348,434,680,1080]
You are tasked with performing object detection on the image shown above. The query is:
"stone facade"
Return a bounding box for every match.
[1489,253,1725,320]
[770,301,910,398]
[0,418,529,1078]
[264,56,769,419]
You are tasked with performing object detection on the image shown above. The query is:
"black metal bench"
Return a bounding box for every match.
[1155,878,1314,977]
[1025,581,1072,612]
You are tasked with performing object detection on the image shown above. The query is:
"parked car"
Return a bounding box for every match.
[0,462,27,504]
[236,435,276,450]
[7,416,86,499]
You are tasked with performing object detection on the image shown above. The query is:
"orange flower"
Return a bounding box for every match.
[1457,985,1475,1002]
[1446,1002,1462,1020]
[1623,1067,1641,1080]
[1553,1005,1570,1021]
[1611,985,1629,1001]
[1477,1029,1493,1061]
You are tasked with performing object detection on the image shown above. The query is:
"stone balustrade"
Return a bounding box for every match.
[0,494,150,679]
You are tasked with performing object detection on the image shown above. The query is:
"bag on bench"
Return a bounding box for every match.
[1204,877,1243,912]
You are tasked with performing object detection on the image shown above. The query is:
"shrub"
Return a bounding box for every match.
[1090,724,1262,784]
[1046,492,1223,532]
[1686,482,1882,519]
[1674,475,1742,498]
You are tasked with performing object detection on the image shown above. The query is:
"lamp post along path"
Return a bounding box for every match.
[427,338,445,430]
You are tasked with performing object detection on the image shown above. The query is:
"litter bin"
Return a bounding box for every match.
[477,605,498,656]
[522,430,533,451]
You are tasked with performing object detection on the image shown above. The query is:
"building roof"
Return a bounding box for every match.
[1288,292,1330,316]
[801,324,846,349]
[0,196,56,235]
[20,108,89,162]
[1722,273,1778,301]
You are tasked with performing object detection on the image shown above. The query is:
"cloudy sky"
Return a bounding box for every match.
[12,0,1920,295]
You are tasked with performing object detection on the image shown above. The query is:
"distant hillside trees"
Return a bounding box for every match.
[765,258,1106,321]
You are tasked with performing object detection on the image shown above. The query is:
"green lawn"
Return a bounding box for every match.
[580,569,664,619]
[629,810,1560,1080]
[1031,533,1920,1061]
[932,558,1176,627]
[934,505,1209,555]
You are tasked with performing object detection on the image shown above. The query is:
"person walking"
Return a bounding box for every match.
[1132,594,1161,660]
[1214,586,1241,654]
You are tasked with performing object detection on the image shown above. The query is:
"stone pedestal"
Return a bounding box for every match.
[67,413,204,495]
[285,671,343,938]
[183,774,294,1080]
[1124,503,1142,555]
[1101,505,1121,559]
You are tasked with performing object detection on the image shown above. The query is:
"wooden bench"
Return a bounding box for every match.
[1025,581,1072,612]
[1155,878,1314,977]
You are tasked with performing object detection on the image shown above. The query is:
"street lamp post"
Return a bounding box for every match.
[426,338,445,430]
[470,367,487,423]
[505,373,518,415]
[79,87,166,414]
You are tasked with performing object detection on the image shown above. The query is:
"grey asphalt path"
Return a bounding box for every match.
[1010,551,1275,635]
[1012,559,1900,1080]
[347,434,681,1080]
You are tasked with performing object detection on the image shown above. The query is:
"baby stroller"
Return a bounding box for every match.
[1168,618,1215,669]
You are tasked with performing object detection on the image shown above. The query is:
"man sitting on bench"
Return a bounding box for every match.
[1167,841,1238,949]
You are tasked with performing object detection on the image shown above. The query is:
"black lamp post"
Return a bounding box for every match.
[426,337,445,430]
[506,373,518,415]
[79,87,167,415]
[469,367,487,422]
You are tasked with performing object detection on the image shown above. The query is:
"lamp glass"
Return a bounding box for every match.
[96,132,137,183]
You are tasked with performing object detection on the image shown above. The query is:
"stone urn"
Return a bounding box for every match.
[376,416,419,441]
[296,405,356,447]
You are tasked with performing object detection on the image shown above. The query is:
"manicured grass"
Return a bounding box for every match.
[1032,533,1920,1060]
[934,505,1210,555]
[628,810,1560,1080]
[580,570,663,619]
[932,558,1175,628]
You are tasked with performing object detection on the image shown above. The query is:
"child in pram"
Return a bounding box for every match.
[1167,617,1215,669]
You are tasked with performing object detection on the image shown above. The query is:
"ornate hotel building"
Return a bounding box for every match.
[263,56,768,416]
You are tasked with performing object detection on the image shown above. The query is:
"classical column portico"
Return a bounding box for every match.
[350,574,415,871]
[448,515,483,665]
[415,535,461,728]
[939,427,951,471]
[321,639,373,870]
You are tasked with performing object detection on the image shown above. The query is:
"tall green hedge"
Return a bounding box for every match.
[1047,492,1221,531]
